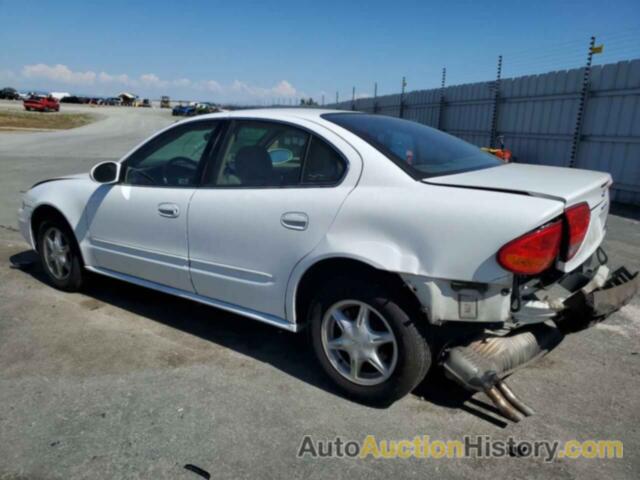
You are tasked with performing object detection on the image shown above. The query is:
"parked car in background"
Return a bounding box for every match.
[160,96,171,108]
[60,96,84,104]
[0,87,20,100]
[23,95,60,112]
[172,103,196,116]
[196,102,220,115]
[140,98,151,108]
[99,97,121,106]
[17,110,637,419]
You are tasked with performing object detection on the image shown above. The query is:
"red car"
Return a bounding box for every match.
[23,95,60,112]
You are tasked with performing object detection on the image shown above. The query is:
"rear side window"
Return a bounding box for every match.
[302,137,346,185]
[323,113,501,178]
[210,120,346,187]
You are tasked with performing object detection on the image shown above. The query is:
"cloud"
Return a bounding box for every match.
[22,63,96,85]
[98,72,132,85]
[230,79,297,98]
[15,63,304,102]
[272,80,296,97]
[202,80,222,92]
[140,73,168,88]
[173,78,191,87]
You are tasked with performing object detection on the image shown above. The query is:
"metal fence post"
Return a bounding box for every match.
[399,76,407,118]
[489,55,502,147]
[437,67,447,130]
[569,36,596,168]
[373,82,378,113]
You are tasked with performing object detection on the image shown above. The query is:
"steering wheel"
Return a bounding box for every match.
[162,157,199,185]
[127,167,157,185]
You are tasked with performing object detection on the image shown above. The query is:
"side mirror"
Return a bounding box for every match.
[90,161,120,184]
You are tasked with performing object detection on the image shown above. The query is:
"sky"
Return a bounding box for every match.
[1,0,639,103]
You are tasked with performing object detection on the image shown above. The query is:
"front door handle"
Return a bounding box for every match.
[281,212,308,231]
[158,203,180,218]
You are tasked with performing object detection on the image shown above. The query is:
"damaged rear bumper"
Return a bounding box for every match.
[559,266,638,331]
[442,261,638,421]
[512,260,638,329]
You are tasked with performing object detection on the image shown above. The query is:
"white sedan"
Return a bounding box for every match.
[17,109,637,419]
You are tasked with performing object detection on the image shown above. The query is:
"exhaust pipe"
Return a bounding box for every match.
[485,385,524,422]
[496,380,535,417]
[443,323,563,421]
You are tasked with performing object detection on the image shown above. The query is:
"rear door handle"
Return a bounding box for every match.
[281,212,308,231]
[158,203,180,218]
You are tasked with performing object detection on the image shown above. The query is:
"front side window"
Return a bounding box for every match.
[213,121,310,187]
[323,113,501,178]
[124,121,218,186]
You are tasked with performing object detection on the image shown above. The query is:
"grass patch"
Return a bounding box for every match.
[0,109,96,130]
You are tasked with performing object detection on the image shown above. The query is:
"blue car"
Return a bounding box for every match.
[172,104,196,116]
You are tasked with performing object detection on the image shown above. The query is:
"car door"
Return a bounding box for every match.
[86,119,221,291]
[188,118,361,320]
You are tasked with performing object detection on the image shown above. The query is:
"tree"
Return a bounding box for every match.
[299,97,318,106]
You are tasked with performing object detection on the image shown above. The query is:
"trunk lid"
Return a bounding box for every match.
[424,163,611,209]
[425,163,612,272]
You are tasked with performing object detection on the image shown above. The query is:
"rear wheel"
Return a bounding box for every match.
[309,277,431,405]
[36,219,85,291]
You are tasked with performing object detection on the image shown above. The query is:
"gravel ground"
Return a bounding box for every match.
[0,101,638,479]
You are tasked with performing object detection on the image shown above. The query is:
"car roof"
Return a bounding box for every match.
[183,108,353,123]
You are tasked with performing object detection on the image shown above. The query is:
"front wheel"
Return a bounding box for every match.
[309,277,431,405]
[36,220,85,291]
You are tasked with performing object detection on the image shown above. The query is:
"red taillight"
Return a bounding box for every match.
[498,220,563,275]
[564,202,590,260]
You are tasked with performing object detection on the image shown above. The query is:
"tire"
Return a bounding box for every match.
[36,218,85,291]
[309,276,431,405]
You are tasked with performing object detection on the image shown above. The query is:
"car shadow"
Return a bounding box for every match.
[10,249,507,427]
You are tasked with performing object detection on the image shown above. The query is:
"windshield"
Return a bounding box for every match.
[323,113,501,178]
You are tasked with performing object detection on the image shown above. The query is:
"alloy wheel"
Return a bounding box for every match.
[42,226,72,280]
[321,300,398,386]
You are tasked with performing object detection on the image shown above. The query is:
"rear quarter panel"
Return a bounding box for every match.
[288,181,565,291]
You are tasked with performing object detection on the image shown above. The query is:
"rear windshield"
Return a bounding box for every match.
[323,113,501,178]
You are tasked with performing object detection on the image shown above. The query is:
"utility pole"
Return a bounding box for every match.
[399,76,407,118]
[373,82,378,113]
[489,55,502,148]
[336,91,339,104]
[351,86,356,110]
[321,94,325,106]
[437,67,447,130]
[569,36,597,168]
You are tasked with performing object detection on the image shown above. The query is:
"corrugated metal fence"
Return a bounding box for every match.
[329,59,640,205]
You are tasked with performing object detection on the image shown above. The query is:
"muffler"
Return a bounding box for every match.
[442,323,564,422]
